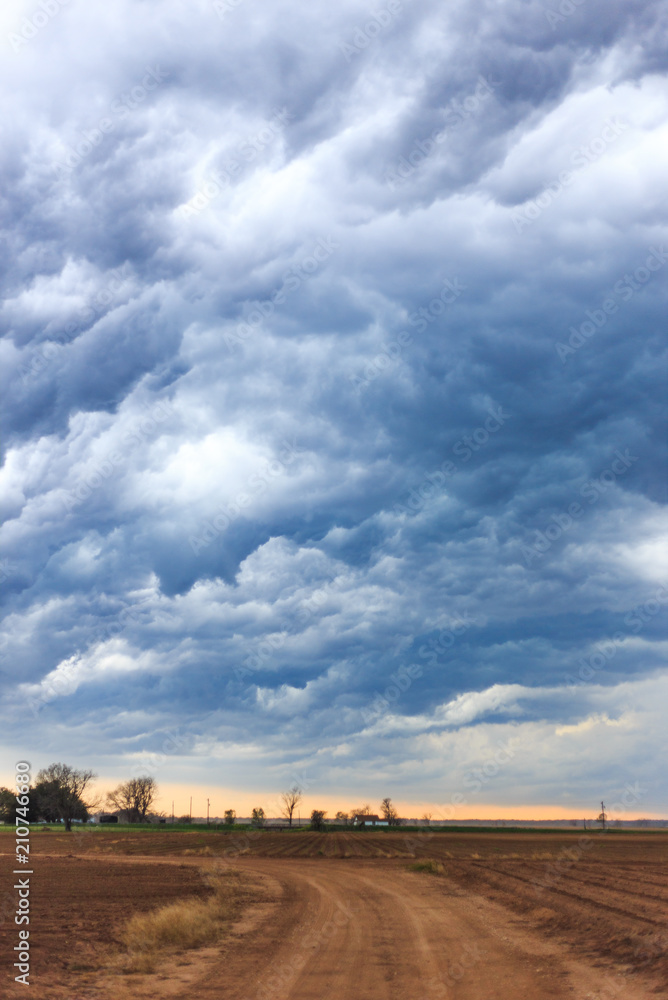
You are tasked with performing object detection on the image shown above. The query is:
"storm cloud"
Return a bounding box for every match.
[1,0,666,815]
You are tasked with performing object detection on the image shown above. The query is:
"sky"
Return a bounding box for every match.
[1,0,667,821]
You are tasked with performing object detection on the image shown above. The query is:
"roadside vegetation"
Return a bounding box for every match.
[409,859,445,875]
[114,876,233,974]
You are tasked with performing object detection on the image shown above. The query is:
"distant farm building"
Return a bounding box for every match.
[92,813,119,824]
[353,814,388,827]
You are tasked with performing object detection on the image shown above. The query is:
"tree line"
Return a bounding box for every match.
[1,767,401,832]
[249,790,402,829]
[0,764,157,831]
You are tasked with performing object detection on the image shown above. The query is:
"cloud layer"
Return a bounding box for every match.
[1,0,667,815]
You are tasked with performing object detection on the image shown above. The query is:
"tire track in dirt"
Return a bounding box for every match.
[468,859,668,919]
[438,857,668,986]
[5,850,663,999]
[469,862,666,927]
[168,858,660,1000]
[553,866,668,905]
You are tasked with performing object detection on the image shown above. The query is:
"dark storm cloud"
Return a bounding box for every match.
[0,0,666,809]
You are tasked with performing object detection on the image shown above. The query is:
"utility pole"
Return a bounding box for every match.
[207,798,210,826]
[190,796,192,823]
[172,800,174,824]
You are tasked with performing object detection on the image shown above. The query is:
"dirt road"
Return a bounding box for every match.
[185,858,658,1000]
[3,833,665,998]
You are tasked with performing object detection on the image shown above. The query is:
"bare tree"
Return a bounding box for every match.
[381,797,399,826]
[106,776,157,823]
[134,776,157,821]
[335,811,349,825]
[36,763,97,831]
[280,786,302,827]
[224,809,236,826]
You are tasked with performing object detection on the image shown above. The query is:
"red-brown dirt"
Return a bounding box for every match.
[1,830,666,998]
[0,856,211,981]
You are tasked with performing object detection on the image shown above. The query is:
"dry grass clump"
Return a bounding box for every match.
[119,951,158,975]
[409,859,445,875]
[115,878,232,974]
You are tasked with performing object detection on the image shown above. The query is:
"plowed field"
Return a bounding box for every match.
[1,830,666,998]
[0,856,212,983]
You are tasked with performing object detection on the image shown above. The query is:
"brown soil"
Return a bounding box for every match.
[16,826,668,863]
[0,830,666,998]
[0,856,209,981]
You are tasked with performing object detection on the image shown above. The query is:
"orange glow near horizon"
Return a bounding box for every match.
[120,784,663,823]
[0,772,661,822]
